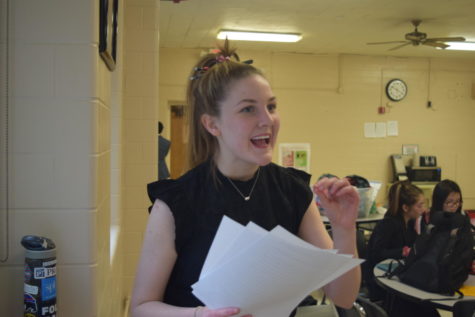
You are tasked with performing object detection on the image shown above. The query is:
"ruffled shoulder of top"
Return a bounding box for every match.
[147,179,182,210]
[147,177,193,251]
[146,163,211,251]
[281,165,312,185]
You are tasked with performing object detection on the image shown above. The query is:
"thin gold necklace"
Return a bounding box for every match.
[225,168,260,201]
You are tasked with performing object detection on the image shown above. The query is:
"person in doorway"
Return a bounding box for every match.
[365,180,440,317]
[158,121,171,179]
[130,40,361,317]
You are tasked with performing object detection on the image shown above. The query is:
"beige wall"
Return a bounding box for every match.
[158,48,475,208]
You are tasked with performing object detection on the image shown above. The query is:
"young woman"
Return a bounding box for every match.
[430,180,474,277]
[430,179,463,214]
[366,181,440,317]
[366,181,425,292]
[130,42,361,317]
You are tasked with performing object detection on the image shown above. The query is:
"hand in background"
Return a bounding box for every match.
[414,216,422,235]
[313,177,359,229]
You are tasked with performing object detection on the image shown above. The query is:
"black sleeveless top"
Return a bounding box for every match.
[147,161,313,308]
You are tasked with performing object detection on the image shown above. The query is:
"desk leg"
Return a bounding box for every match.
[384,292,396,316]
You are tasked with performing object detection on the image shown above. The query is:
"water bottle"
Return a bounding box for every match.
[21,235,57,317]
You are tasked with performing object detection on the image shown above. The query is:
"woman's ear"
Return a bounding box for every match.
[201,114,221,136]
[402,204,409,213]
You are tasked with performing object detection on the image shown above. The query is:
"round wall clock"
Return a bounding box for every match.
[386,79,407,101]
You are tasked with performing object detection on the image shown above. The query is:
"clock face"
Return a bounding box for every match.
[386,79,407,101]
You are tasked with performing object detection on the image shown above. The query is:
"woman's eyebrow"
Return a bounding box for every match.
[234,96,276,107]
[235,98,257,106]
[235,96,276,106]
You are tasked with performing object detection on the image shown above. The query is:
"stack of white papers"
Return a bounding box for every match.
[192,216,363,317]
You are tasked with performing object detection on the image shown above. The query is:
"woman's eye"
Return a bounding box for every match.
[241,106,254,113]
[267,103,277,112]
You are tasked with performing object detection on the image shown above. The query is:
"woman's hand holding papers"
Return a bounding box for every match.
[313,177,359,230]
[196,306,252,317]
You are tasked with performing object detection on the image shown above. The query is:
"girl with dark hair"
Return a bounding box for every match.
[130,41,361,317]
[430,179,463,214]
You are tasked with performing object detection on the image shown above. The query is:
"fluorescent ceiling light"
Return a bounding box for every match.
[438,42,475,51]
[217,30,302,43]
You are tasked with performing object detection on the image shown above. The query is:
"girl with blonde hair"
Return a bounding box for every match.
[131,41,361,317]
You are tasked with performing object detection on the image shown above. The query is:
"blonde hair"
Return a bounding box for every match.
[387,181,423,217]
[186,40,264,170]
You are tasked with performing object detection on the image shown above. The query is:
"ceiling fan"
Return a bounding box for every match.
[367,20,466,51]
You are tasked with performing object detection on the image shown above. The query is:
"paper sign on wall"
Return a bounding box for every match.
[278,143,311,172]
[387,121,398,136]
[364,121,398,138]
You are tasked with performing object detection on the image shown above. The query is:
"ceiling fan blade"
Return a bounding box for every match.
[367,41,407,45]
[388,42,412,51]
[423,41,449,49]
[425,37,466,42]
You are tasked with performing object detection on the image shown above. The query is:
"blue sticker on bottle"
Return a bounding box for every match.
[41,277,56,301]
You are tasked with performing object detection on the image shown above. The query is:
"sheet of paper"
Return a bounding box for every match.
[270,226,337,253]
[387,120,398,136]
[375,122,387,138]
[192,216,363,317]
[201,221,267,278]
[369,180,382,204]
[364,122,376,138]
[200,216,246,278]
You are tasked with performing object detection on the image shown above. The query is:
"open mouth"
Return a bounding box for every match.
[251,135,271,147]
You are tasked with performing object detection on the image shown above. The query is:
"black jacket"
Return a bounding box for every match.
[365,213,418,300]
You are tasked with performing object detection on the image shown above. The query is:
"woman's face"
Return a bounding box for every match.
[404,194,426,220]
[204,74,280,170]
[443,192,461,212]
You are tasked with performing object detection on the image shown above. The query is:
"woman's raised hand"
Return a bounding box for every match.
[313,177,359,229]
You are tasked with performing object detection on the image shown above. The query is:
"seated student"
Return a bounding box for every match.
[430,179,474,276]
[430,179,463,214]
[365,181,440,317]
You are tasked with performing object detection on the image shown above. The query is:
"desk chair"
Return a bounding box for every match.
[453,299,475,317]
[355,295,388,317]
[356,229,372,298]
[336,296,388,317]
[295,302,339,317]
[356,229,367,259]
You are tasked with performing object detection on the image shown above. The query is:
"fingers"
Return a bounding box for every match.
[202,307,241,317]
[313,177,353,200]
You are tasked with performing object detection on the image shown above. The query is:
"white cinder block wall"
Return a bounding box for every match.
[122,0,160,297]
[0,0,139,315]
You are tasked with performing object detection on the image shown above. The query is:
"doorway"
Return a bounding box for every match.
[170,105,188,178]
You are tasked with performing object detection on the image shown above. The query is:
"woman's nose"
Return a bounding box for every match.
[258,108,273,126]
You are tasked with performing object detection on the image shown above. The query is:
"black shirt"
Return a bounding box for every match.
[365,213,418,300]
[147,161,313,307]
